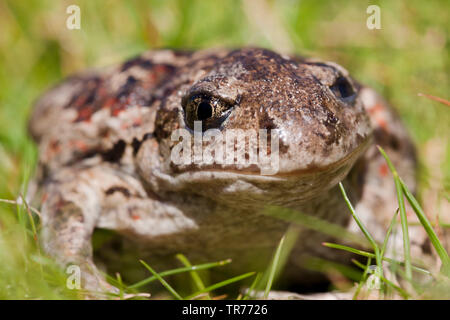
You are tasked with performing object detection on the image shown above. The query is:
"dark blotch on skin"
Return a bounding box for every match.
[117,76,138,100]
[154,108,179,140]
[373,128,400,151]
[420,239,432,255]
[105,186,131,197]
[258,112,277,130]
[131,133,152,156]
[322,110,343,146]
[66,77,104,122]
[102,140,126,162]
[121,56,154,72]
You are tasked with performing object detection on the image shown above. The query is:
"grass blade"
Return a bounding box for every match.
[417,93,450,107]
[264,206,368,246]
[378,146,412,280]
[379,275,410,299]
[323,242,430,276]
[115,273,124,300]
[305,257,362,282]
[352,257,371,300]
[380,209,399,258]
[139,260,183,300]
[242,272,262,300]
[129,258,231,289]
[338,182,383,278]
[185,272,255,300]
[400,179,450,276]
[351,258,409,299]
[264,234,286,299]
[176,253,210,299]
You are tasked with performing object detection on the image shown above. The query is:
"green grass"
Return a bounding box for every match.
[0,0,448,299]
[338,182,384,281]
[326,149,450,299]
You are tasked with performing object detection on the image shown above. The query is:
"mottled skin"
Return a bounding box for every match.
[29,48,429,296]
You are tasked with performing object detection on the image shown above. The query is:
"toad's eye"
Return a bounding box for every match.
[182,93,233,131]
[330,76,356,100]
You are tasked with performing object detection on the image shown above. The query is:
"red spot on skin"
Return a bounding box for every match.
[111,106,125,117]
[97,86,107,97]
[46,139,61,159]
[72,140,89,152]
[131,214,141,220]
[111,98,129,117]
[377,118,387,130]
[154,65,168,73]
[100,129,110,138]
[49,140,61,153]
[103,97,116,109]
[148,73,156,83]
[379,163,389,177]
[41,193,48,203]
[55,198,67,210]
[75,107,93,122]
[148,64,170,83]
[74,95,87,108]
[132,118,142,127]
[368,103,385,114]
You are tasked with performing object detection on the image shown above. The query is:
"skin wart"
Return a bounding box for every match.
[29,48,430,296]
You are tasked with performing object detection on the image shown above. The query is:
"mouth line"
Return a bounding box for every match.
[171,135,372,179]
[273,136,372,177]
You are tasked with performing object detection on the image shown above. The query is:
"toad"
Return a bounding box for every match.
[29,48,429,296]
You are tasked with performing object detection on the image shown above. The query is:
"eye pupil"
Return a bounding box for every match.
[197,101,213,120]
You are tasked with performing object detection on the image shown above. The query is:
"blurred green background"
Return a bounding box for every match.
[0,0,448,299]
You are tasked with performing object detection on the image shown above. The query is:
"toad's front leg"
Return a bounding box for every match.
[40,164,128,297]
[39,163,187,298]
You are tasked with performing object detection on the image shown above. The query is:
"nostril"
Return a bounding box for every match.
[330,77,355,99]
